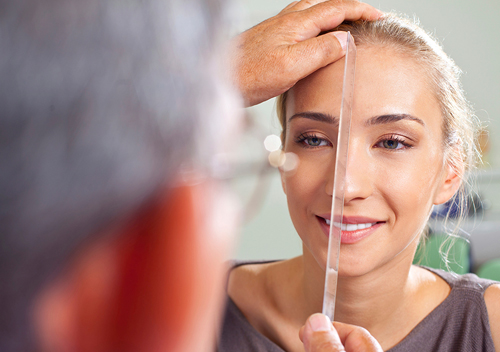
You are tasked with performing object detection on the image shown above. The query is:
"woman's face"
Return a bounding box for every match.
[282,46,459,276]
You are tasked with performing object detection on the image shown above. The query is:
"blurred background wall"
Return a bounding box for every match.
[228,0,500,265]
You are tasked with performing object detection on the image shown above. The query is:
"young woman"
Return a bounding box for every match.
[218,14,500,352]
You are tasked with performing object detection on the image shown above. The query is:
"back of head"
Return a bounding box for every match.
[0,0,234,349]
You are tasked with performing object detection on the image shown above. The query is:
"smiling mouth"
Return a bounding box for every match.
[322,217,381,231]
[318,216,384,243]
[332,221,377,231]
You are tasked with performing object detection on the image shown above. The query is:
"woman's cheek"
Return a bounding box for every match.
[380,152,442,219]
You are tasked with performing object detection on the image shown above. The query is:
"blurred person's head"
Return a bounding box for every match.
[0,0,240,351]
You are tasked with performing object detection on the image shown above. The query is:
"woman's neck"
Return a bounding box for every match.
[334,256,414,328]
[299,245,421,347]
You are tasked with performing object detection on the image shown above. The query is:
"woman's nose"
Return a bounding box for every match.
[344,139,374,203]
[341,139,373,203]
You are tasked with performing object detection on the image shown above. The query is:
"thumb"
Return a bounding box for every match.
[288,31,348,82]
[299,314,346,352]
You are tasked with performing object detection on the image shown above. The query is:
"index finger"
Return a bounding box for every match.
[296,0,382,36]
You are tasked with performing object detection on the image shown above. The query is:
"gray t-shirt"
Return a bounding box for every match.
[217,264,497,352]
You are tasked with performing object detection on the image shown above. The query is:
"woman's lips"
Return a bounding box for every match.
[317,215,384,244]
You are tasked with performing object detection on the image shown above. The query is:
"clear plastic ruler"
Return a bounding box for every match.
[322,32,357,321]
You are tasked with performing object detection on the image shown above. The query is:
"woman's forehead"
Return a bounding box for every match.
[287,46,440,126]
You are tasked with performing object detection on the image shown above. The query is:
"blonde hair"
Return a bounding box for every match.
[277,14,482,267]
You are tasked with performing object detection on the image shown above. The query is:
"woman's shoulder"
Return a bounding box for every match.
[227,258,299,294]
[226,259,289,331]
[390,266,498,352]
[229,259,281,276]
[227,259,282,300]
[421,265,498,291]
[421,266,499,314]
[218,259,297,352]
[484,283,500,351]
[424,266,499,349]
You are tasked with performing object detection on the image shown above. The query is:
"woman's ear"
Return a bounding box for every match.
[279,168,287,195]
[433,157,464,205]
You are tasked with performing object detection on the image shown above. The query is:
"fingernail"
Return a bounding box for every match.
[333,31,348,51]
[309,314,332,332]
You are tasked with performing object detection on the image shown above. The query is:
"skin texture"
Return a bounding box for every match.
[228,46,464,351]
[230,0,382,107]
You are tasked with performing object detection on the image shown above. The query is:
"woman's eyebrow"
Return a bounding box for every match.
[288,112,338,125]
[366,114,425,126]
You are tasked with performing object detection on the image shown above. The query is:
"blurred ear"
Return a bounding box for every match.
[433,156,464,206]
[35,181,235,352]
[34,222,126,352]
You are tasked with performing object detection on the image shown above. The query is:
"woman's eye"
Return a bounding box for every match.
[293,132,331,149]
[383,139,400,149]
[297,134,331,148]
[305,136,327,147]
[376,137,410,150]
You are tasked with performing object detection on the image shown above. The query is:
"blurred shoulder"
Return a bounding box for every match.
[484,282,500,301]
[485,283,500,351]
[227,260,281,313]
[227,258,301,318]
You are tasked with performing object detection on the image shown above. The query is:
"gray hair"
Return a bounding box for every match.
[0,0,234,349]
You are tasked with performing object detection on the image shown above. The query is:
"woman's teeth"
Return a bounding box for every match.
[330,221,376,231]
